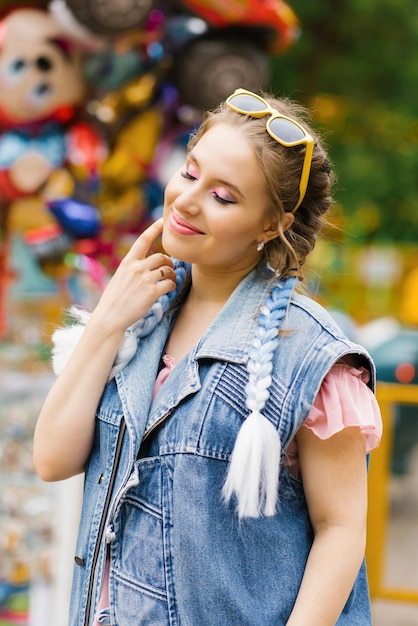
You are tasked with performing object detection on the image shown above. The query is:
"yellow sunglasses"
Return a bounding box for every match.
[225,89,314,213]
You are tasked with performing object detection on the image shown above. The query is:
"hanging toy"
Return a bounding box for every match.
[0,6,106,336]
[0,7,86,200]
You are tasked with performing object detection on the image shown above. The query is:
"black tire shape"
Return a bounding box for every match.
[174,36,270,111]
[64,0,154,35]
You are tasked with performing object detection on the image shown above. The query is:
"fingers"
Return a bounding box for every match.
[91,218,179,334]
[94,253,176,334]
[125,218,165,261]
[120,219,175,281]
[150,262,177,285]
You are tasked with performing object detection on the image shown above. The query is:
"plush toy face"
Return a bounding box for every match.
[0,8,85,125]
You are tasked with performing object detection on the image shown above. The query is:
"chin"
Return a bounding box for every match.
[161,231,188,261]
[161,229,174,254]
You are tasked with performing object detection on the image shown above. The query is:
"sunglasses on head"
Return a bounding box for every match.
[225,89,314,213]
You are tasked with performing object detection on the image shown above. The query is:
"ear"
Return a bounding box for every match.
[281,212,295,232]
[262,212,294,242]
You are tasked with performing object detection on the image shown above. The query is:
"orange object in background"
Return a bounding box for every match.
[367,383,418,606]
[179,0,300,53]
[399,265,418,328]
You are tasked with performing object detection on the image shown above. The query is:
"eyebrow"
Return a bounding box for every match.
[188,152,246,200]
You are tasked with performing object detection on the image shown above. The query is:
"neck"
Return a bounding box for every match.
[189,262,258,306]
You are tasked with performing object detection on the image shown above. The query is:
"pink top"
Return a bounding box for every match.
[285,363,382,477]
[94,358,382,623]
[152,355,177,399]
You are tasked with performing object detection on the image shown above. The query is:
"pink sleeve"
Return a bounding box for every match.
[304,364,382,453]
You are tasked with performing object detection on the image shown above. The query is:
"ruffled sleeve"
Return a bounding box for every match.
[285,364,382,478]
[304,363,382,453]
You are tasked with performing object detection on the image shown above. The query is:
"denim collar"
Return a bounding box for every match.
[194,266,276,364]
[116,264,277,440]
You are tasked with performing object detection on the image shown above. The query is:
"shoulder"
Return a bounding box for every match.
[278,290,376,390]
[289,291,349,341]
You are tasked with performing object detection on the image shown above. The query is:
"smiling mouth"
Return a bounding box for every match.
[169,212,204,235]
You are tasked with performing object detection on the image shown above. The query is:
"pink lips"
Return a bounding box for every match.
[169,212,203,236]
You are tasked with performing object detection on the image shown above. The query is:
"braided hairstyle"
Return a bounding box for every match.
[188,93,334,281]
[52,268,297,518]
[52,92,334,519]
[222,276,297,518]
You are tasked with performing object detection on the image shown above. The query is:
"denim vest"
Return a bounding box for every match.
[69,268,375,626]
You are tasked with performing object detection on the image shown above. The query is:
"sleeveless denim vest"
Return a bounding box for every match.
[68,268,375,626]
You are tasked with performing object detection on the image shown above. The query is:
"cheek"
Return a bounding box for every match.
[163,171,182,207]
[211,214,263,240]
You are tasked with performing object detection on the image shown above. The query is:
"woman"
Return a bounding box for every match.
[34,89,382,625]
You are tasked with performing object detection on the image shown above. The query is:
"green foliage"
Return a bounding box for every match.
[270,0,418,241]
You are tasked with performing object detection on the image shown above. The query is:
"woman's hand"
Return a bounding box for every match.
[33,219,176,482]
[91,218,177,335]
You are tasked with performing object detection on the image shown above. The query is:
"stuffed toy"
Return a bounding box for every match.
[0,6,105,335]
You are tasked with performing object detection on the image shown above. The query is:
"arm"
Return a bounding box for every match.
[33,219,176,482]
[286,426,368,626]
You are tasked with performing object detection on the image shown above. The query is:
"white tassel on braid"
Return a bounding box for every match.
[51,261,189,380]
[223,277,297,519]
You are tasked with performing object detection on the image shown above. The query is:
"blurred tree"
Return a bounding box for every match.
[270,0,418,242]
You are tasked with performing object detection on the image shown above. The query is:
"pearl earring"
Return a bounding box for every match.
[256,241,265,252]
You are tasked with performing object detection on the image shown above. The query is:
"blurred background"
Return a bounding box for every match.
[0,0,417,624]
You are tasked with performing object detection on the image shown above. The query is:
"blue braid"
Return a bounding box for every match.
[223,275,297,518]
[107,259,189,379]
[129,259,189,338]
[245,277,297,415]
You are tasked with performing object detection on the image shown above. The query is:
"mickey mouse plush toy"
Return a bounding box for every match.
[0,6,87,201]
[0,5,105,336]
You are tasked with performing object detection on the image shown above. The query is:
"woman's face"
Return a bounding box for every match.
[162,122,279,274]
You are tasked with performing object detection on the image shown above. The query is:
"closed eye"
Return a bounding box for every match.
[181,169,236,204]
[211,191,236,205]
[181,170,196,181]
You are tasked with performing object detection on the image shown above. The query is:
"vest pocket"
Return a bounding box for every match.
[111,573,169,625]
[111,458,169,612]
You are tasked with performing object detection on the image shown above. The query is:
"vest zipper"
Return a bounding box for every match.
[83,418,127,626]
[140,409,173,444]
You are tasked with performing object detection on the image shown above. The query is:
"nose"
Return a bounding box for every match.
[174,183,201,216]
[36,56,53,72]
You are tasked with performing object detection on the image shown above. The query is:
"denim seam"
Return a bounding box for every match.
[122,494,163,520]
[159,445,230,460]
[112,566,167,603]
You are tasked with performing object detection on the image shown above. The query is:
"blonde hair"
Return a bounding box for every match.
[188,94,334,280]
